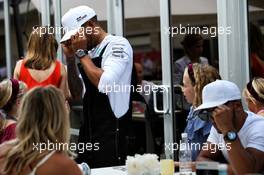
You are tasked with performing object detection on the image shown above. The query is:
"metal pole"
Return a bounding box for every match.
[11,0,24,58]
[107,0,114,34]
[107,0,124,36]
[160,0,175,160]
[217,0,249,91]
[4,0,12,78]
[53,0,63,63]
[41,0,50,26]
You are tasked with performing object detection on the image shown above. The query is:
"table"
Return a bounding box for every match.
[91,166,197,175]
[91,166,127,175]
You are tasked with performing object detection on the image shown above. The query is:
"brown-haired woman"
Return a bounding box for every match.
[0,86,82,175]
[243,77,264,117]
[182,63,221,160]
[13,26,70,99]
[0,79,27,144]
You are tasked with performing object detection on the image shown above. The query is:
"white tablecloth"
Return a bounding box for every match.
[91,166,127,175]
[91,166,196,175]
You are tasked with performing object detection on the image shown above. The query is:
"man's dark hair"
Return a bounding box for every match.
[90,15,98,23]
[249,23,264,61]
[181,34,203,49]
[82,15,99,27]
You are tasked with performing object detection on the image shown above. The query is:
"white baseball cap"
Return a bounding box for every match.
[194,80,241,112]
[60,6,96,43]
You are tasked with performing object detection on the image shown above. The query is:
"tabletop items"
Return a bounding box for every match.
[126,154,160,175]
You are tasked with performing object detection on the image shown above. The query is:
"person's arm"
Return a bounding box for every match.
[61,44,83,101]
[79,56,103,87]
[197,142,236,175]
[39,153,83,175]
[59,63,71,100]
[174,161,196,172]
[196,141,223,162]
[70,32,131,93]
[57,158,83,175]
[225,138,264,174]
[65,31,104,88]
[212,105,264,174]
[13,60,22,79]
[198,141,264,175]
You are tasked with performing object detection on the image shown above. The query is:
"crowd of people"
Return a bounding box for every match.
[0,4,264,175]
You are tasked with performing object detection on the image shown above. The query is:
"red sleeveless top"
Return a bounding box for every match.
[0,123,16,144]
[19,60,62,89]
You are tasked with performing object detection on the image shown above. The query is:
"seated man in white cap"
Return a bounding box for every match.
[195,80,264,174]
[60,6,135,168]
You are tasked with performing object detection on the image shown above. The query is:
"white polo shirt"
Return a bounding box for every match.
[207,111,264,162]
[86,34,133,118]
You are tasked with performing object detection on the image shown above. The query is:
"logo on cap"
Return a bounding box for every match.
[76,14,87,22]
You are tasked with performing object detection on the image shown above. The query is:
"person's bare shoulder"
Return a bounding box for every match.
[16,59,24,66]
[38,152,82,175]
[59,62,67,76]
[0,140,15,157]
[13,59,24,79]
[0,141,16,174]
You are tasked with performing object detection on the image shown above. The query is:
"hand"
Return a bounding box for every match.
[174,161,196,172]
[212,105,235,135]
[71,28,88,51]
[61,41,75,59]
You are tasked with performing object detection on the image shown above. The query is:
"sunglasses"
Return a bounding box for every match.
[197,106,219,121]
[197,101,236,121]
[197,109,214,121]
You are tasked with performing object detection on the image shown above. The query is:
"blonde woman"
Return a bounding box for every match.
[13,26,70,99]
[182,63,221,160]
[0,86,82,175]
[0,79,27,144]
[243,77,264,117]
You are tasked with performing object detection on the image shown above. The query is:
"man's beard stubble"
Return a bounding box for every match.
[86,34,97,51]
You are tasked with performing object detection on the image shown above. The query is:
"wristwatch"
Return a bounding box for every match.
[224,131,237,142]
[75,49,87,59]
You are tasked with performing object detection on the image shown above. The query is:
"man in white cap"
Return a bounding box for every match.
[61,6,135,168]
[195,80,264,174]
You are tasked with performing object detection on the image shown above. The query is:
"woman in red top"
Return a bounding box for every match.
[0,79,27,144]
[13,26,70,98]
